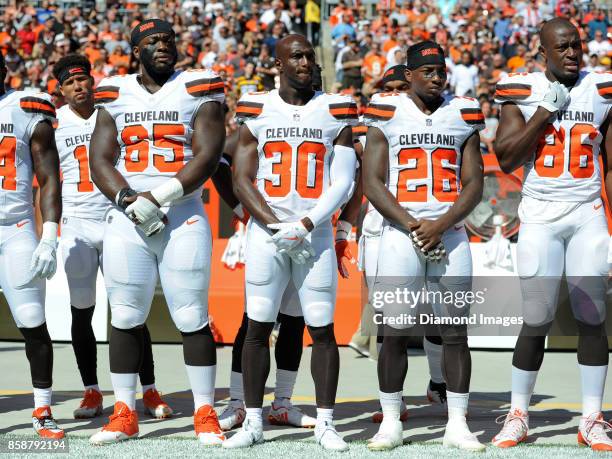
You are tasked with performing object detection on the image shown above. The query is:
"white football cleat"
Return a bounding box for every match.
[315,421,348,451]
[578,412,612,451]
[222,419,264,449]
[268,400,316,428]
[219,401,246,431]
[491,408,529,448]
[142,388,173,419]
[367,420,403,451]
[443,419,485,452]
[90,402,139,445]
[74,388,103,419]
[348,340,370,358]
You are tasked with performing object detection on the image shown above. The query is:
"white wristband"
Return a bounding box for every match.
[151,178,184,206]
[41,221,58,243]
[233,203,245,219]
[335,219,352,241]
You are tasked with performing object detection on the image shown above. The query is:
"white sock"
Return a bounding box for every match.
[510,366,538,413]
[33,387,52,408]
[141,384,155,394]
[316,407,334,424]
[229,371,244,402]
[423,338,444,384]
[274,369,297,400]
[111,372,137,410]
[579,364,607,417]
[185,364,216,410]
[379,390,402,422]
[245,407,263,427]
[446,390,469,421]
[85,384,100,393]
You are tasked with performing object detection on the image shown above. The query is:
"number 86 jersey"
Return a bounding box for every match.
[494,71,612,202]
[364,92,484,220]
[0,90,56,224]
[236,90,358,222]
[95,69,225,202]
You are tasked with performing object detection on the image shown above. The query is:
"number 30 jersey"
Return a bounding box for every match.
[236,90,358,222]
[494,71,612,202]
[55,105,110,220]
[364,92,484,220]
[0,90,55,223]
[95,69,225,202]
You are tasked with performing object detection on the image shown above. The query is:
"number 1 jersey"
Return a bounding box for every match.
[0,90,55,223]
[494,71,612,202]
[95,69,225,202]
[56,105,110,220]
[236,89,358,222]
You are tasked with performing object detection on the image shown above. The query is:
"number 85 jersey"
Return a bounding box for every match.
[494,71,612,202]
[236,90,358,222]
[364,92,484,220]
[0,90,55,223]
[95,69,224,201]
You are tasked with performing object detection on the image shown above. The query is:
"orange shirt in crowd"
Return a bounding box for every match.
[109,53,129,68]
[507,55,525,72]
[382,38,397,53]
[363,53,387,82]
[85,47,102,65]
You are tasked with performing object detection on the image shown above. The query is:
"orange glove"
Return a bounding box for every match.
[335,239,355,279]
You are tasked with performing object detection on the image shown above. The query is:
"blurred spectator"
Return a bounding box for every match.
[235,62,264,97]
[332,15,356,42]
[254,44,277,90]
[480,99,498,155]
[587,29,612,58]
[362,42,386,95]
[341,39,363,90]
[450,51,478,97]
[305,0,320,46]
[585,54,607,72]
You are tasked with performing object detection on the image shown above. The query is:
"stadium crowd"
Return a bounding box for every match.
[0,0,609,151]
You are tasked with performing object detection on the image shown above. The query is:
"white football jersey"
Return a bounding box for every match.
[95,69,225,202]
[0,90,55,223]
[364,92,484,220]
[494,71,612,202]
[56,105,110,219]
[236,90,358,221]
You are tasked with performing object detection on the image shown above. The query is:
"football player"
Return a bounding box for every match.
[342,66,447,425]
[363,41,485,451]
[53,54,172,420]
[0,48,63,440]
[223,34,358,451]
[212,130,316,431]
[88,19,226,445]
[492,18,612,450]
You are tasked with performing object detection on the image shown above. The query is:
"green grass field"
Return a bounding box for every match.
[0,435,604,459]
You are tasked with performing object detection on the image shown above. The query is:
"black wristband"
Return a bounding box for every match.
[116,187,137,210]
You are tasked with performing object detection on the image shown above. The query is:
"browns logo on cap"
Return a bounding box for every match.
[139,22,155,33]
[130,18,175,47]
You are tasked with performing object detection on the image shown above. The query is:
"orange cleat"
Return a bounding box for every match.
[32,406,64,439]
[90,402,139,445]
[492,408,528,448]
[143,388,173,419]
[578,412,612,451]
[74,388,103,419]
[195,405,225,446]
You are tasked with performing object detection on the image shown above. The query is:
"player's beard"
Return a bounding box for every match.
[140,48,176,82]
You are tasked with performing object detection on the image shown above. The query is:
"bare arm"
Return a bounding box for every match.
[31,120,61,223]
[494,102,550,173]
[363,126,416,231]
[337,137,363,226]
[232,123,280,226]
[89,107,128,201]
[602,113,612,216]
[212,130,240,209]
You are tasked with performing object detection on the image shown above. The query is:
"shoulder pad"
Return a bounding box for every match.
[495,73,533,102]
[20,92,55,118]
[235,92,267,121]
[326,93,358,121]
[94,76,122,104]
[364,93,397,122]
[589,71,612,100]
[453,97,485,126]
[183,69,224,97]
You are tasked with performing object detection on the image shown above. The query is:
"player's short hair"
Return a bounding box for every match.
[52,54,91,85]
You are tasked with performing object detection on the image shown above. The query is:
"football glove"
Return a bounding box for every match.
[284,239,316,265]
[126,196,167,237]
[267,221,309,252]
[222,225,247,270]
[538,81,570,113]
[335,240,355,278]
[30,222,58,279]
